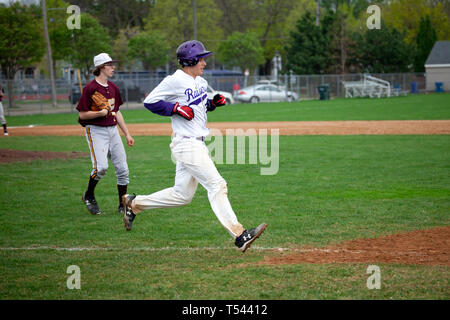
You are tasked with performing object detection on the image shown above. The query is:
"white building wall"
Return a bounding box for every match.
[425,66,450,91]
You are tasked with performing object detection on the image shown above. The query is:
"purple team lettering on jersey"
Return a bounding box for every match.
[144,85,210,116]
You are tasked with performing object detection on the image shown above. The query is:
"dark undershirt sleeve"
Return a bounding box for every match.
[144,100,174,116]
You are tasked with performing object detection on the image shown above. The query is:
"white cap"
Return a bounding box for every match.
[93,53,118,67]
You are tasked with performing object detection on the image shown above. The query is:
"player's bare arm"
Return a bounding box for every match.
[78,109,109,120]
[115,110,134,147]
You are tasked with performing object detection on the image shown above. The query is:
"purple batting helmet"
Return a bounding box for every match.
[176,40,212,67]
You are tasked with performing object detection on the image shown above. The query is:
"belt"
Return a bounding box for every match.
[182,136,204,141]
[174,133,205,141]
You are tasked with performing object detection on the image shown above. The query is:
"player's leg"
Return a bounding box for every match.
[182,143,245,238]
[82,125,110,214]
[122,161,198,231]
[109,126,129,213]
[183,141,266,252]
[132,161,198,212]
[86,126,110,181]
[0,102,8,136]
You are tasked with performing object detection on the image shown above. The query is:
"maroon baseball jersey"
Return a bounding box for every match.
[0,87,4,102]
[76,79,123,127]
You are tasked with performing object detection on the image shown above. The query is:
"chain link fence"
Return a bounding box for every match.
[0,72,427,115]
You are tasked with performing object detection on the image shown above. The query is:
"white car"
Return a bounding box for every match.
[257,79,286,91]
[234,84,298,103]
[207,85,235,105]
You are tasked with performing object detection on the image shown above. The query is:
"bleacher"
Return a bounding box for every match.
[342,74,404,98]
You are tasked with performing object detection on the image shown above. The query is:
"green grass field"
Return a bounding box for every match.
[0,94,449,300]
[6,93,450,127]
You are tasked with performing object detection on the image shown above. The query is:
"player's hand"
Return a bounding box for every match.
[211,94,226,107]
[99,108,109,117]
[126,134,134,147]
[172,102,194,121]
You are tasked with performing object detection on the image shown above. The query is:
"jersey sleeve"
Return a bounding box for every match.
[76,85,94,112]
[144,76,174,104]
[143,76,176,116]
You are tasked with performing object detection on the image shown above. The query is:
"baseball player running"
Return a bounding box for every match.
[77,53,134,215]
[122,40,266,252]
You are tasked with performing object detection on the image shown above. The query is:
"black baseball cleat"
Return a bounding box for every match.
[235,223,267,253]
[82,193,101,215]
[118,205,125,214]
[122,194,137,231]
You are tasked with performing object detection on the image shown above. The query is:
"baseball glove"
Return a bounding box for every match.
[91,91,111,116]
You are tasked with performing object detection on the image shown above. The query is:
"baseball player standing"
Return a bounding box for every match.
[77,53,134,215]
[122,40,266,252]
[0,86,8,136]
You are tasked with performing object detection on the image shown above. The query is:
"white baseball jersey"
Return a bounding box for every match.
[144,69,210,137]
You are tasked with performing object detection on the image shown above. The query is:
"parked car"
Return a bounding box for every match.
[68,79,145,104]
[207,85,235,105]
[233,84,298,103]
[257,79,286,91]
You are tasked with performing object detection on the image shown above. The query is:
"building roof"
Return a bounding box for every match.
[425,41,450,66]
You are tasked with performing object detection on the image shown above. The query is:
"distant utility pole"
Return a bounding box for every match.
[41,0,58,107]
[193,0,197,39]
[315,0,320,26]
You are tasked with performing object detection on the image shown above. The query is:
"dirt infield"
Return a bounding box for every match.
[260,226,450,266]
[3,120,450,136]
[0,149,89,163]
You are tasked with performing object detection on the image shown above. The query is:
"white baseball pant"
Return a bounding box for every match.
[0,102,6,125]
[133,136,245,238]
[84,125,129,185]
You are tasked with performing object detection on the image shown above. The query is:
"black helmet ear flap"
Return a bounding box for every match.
[178,58,199,67]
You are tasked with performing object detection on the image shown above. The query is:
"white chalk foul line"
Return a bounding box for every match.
[0,246,369,254]
[9,124,42,128]
[8,246,433,256]
[0,246,291,252]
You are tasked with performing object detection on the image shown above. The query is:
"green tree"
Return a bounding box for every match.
[215,0,312,74]
[283,0,317,34]
[144,0,223,61]
[414,15,437,72]
[248,0,297,74]
[285,11,333,74]
[217,32,265,74]
[328,3,364,74]
[385,0,450,44]
[213,0,258,35]
[353,23,413,73]
[46,0,72,76]
[70,0,155,37]
[112,27,140,71]
[0,3,45,107]
[128,31,170,71]
[67,13,112,80]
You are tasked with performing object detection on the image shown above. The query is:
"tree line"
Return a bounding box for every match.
[1,0,449,85]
